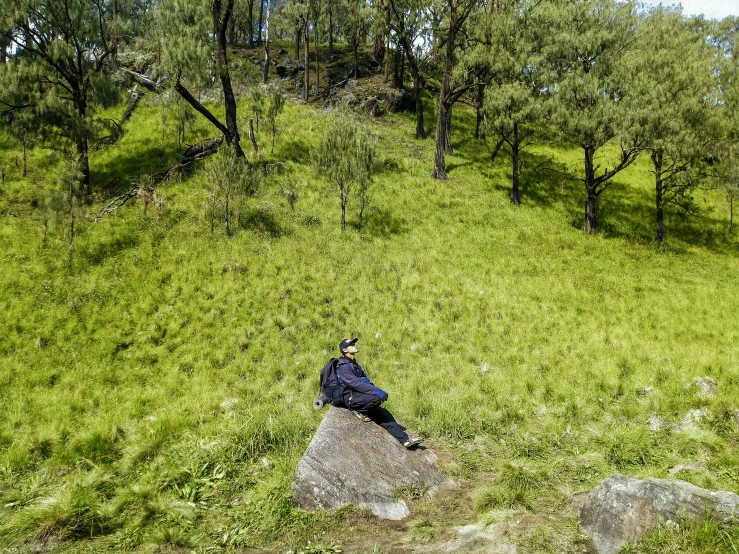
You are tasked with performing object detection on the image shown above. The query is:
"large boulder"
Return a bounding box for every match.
[579,474,739,554]
[292,407,453,520]
[275,57,304,78]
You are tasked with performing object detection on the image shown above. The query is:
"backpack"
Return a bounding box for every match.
[319,358,344,406]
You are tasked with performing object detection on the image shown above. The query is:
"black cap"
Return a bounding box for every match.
[339,337,358,353]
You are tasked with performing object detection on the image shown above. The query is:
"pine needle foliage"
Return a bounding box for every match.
[313,107,376,231]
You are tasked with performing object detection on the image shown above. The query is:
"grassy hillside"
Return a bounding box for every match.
[1,53,738,553]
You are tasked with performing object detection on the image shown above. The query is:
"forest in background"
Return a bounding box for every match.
[1,1,739,553]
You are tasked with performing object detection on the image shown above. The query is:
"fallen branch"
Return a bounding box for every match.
[179,135,225,165]
[122,68,166,92]
[93,186,140,222]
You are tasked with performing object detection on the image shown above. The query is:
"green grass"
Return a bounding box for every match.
[1,46,739,552]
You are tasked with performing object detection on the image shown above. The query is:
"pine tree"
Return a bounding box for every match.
[544,0,641,234]
[383,0,430,139]
[476,0,545,205]
[0,0,122,194]
[314,108,377,231]
[625,8,720,241]
[432,0,480,179]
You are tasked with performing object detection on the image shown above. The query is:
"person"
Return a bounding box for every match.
[334,337,423,449]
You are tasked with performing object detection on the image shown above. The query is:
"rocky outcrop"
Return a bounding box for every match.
[379,88,415,113]
[292,407,453,520]
[275,57,304,78]
[579,474,739,554]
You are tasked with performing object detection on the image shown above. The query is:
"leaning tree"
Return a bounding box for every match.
[157,0,246,157]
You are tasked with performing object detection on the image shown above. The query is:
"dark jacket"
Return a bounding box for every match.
[335,357,388,405]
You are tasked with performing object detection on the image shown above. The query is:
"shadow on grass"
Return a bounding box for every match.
[82,228,140,264]
[239,207,284,238]
[360,207,410,238]
[278,138,311,164]
[91,141,178,194]
[519,151,737,253]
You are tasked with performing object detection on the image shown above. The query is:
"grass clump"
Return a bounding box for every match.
[406,518,439,542]
[499,461,548,492]
[0,479,112,543]
[619,514,739,554]
[475,487,532,512]
[605,425,658,469]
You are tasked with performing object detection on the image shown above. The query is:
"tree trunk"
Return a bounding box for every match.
[341,194,347,232]
[373,34,384,60]
[399,36,425,140]
[358,199,365,231]
[491,136,505,163]
[433,99,449,179]
[248,0,254,48]
[22,138,27,177]
[215,0,245,158]
[113,0,119,59]
[475,83,485,139]
[258,0,264,46]
[653,150,665,242]
[295,24,301,58]
[329,3,334,54]
[433,3,457,179]
[393,46,403,88]
[68,210,75,269]
[225,192,231,236]
[444,104,453,153]
[303,17,310,102]
[584,146,598,234]
[352,0,358,79]
[729,194,734,234]
[510,125,520,205]
[248,118,258,151]
[263,0,270,83]
[315,20,320,94]
[412,69,425,139]
[228,12,236,45]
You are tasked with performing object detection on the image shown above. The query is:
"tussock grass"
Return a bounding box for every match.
[620,514,739,554]
[1,48,738,552]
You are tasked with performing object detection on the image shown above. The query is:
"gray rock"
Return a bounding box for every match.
[579,474,739,554]
[688,376,717,398]
[647,414,664,431]
[668,462,705,475]
[414,523,516,554]
[275,57,304,78]
[292,407,453,520]
[346,79,359,90]
[681,408,708,430]
[379,88,416,113]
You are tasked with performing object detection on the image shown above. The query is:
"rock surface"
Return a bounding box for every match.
[292,407,453,519]
[579,474,739,554]
[415,523,517,554]
[688,376,717,398]
[275,57,304,78]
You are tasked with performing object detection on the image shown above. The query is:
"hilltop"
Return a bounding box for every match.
[1,43,738,554]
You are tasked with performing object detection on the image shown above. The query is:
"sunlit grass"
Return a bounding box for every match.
[0,52,738,552]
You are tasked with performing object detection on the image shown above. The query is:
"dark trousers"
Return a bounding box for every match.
[346,391,409,444]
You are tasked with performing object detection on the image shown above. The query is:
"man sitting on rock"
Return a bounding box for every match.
[334,337,423,450]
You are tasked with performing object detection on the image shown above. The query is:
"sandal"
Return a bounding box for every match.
[403,437,424,449]
[352,411,372,423]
